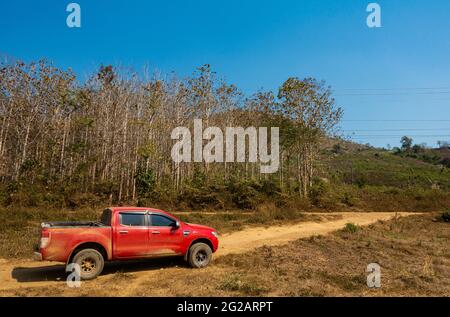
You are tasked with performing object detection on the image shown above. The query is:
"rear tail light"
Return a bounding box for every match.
[39,230,51,249]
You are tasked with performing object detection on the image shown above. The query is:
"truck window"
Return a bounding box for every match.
[100,209,112,226]
[120,213,146,226]
[150,214,175,227]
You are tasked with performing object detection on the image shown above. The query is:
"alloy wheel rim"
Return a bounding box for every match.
[81,258,96,273]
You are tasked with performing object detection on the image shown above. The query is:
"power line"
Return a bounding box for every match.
[344,98,450,103]
[336,91,450,96]
[348,135,450,139]
[343,128,450,132]
[336,87,450,91]
[342,120,450,122]
[349,134,450,136]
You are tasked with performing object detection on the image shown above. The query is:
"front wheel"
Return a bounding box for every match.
[188,243,212,268]
[71,248,105,280]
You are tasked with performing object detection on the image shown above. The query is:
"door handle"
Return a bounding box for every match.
[152,230,160,234]
[119,230,128,234]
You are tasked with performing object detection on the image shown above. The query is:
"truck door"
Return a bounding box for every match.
[114,212,149,258]
[148,213,183,256]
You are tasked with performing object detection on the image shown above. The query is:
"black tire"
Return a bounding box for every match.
[188,243,212,268]
[71,248,104,280]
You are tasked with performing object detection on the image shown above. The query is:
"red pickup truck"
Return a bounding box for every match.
[34,207,219,280]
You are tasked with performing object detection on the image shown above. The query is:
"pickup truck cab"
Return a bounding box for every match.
[34,207,219,280]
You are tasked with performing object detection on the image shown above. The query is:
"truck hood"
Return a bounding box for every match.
[185,223,215,232]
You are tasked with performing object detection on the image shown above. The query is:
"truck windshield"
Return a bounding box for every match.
[100,209,112,226]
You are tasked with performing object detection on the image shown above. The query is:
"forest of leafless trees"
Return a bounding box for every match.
[0,59,342,208]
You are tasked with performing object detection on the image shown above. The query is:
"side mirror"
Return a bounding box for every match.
[173,221,180,229]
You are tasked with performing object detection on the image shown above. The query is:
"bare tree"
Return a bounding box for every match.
[278,77,343,196]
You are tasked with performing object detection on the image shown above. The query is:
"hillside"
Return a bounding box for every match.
[321,145,450,190]
[307,142,450,212]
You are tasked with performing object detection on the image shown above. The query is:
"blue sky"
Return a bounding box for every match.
[1,0,450,147]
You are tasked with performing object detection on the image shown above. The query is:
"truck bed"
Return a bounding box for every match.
[41,221,110,228]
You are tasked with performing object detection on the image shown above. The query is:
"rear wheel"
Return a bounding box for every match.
[188,243,212,268]
[71,248,104,280]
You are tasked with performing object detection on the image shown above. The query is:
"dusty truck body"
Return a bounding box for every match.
[34,207,219,279]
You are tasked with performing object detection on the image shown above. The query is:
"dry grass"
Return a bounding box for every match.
[116,213,449,297]
[210,213,450,296]
[130,213,449,297]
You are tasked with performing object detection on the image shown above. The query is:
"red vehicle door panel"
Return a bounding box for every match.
[148,213,183,255]
[114,212,149,258]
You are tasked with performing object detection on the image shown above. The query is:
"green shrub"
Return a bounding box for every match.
[309,179,330,206]
[343,222,359,233]
[92,181,117,196]
[227,179,261,210]
[309,179,339,209]
[66,192,102,208]
[340,192,357,207]
[258,178,281,197]
[178,186,224,210]
[218,274,241,291]
[135,168,156,196]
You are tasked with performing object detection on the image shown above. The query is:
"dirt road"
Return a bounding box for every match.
[0,212,416,296]
[217,212,414,256]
